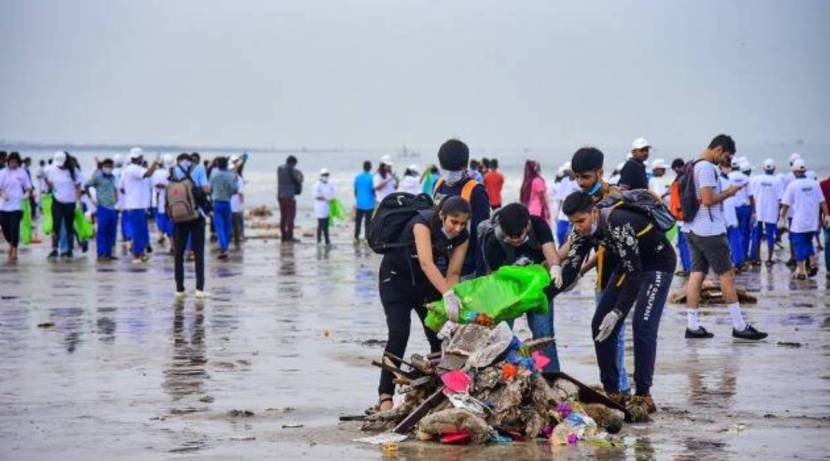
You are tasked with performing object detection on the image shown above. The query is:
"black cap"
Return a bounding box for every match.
[437,139,469,171]
[571,147,604,173]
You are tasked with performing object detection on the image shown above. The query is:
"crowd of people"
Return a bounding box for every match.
[2,135,829,422]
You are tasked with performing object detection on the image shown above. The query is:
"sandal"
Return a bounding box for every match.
[365,397,394,415]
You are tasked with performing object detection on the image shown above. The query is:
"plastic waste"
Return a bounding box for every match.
[447,393,490,416]
[41,194,54,235]
[466,322,515,368]
[20,198,33,245]
[425,265,551,332]
[441,370,472,394]
[74,207,94,241]
[440,432,470,444]
[550,412,598,446]
[329,198,347,223]
[353,432,408,445]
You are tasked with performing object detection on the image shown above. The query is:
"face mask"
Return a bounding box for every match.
[587,180,602,196]
[102,167,113,175]
[179,160,191,170]
[441,169,466,185]
[321,176,329,183]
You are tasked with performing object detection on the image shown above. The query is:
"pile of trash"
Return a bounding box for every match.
[346,321,629,448]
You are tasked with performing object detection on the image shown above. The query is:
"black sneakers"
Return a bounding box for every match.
[732,324,768,341]
[685,326,714,338]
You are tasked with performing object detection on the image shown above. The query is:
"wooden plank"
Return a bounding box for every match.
[392,386,447,434]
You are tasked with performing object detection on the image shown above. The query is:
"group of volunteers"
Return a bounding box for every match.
[366,134,830,423]
[0,148,248,297]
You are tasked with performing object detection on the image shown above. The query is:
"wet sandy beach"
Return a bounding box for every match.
[1,225,829,460]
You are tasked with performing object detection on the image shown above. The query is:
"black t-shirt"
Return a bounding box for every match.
[434,177,490,275]
[483,215,554,271]
[380,210,469,292]
[618,159,648,190]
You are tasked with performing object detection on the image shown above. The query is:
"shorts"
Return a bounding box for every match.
[687,232,733,275]
[790,232,816,262]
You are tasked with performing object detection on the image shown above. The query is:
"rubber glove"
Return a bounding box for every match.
[443,291,462,322]
[594,309,623,342]
[549,264,563,288]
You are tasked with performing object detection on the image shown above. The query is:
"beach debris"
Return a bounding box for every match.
[353,432,408,445]
[776,341,803,348]
[248,206,272,218]
[281,423,304,429]
[670,286,757,305]
[352,320,630,447]
[227,409,254,417]
[37,322,55,328]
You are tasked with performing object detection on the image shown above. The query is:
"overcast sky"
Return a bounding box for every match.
[1,0,828,150]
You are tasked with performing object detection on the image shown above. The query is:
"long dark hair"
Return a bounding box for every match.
[519,160,541,206]
[62,152,78,182]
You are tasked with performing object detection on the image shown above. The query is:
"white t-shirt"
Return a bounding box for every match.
[398,175,421,195]
[0,168,33,211]
[782,177,825,233]
[120,163,149,210]
[720,174,738,228]
[648,176,670,204]
[142,176,153,209]
[688,160,726,237]
[151,169,169,213]
[556,177,580,221]
[312,180,336,218]
[373,173,396,203]
[749,174,783,224]
[46,165,82,204]
[728,171,751,206]
[230,175,245,213]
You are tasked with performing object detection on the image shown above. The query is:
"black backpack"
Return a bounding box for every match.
[677,159,705,222]
[368,192,434,254]
[597,189,676,232]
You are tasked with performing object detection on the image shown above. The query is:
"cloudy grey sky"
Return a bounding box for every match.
[1,0,828,150]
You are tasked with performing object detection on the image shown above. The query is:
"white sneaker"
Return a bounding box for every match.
[175,290,186,300]
[194,290,211,299]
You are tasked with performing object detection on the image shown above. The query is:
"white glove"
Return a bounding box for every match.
[549,264,563,289]
[594,309,623,343]
[443,291,462,322]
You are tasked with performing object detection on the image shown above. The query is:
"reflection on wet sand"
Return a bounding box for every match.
[163,302,208,406]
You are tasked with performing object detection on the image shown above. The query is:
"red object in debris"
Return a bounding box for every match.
[532,351,550,371]
[441,370,472,394]
[441,432,471,444]
[501,363,518,380]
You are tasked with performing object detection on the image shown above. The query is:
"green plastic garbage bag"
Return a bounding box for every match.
[425,264,551,332]
[41,194,54,235]
[74,208,94,242]
[329,198,347,222]
[665,223,678,243]
[20,198,33,245]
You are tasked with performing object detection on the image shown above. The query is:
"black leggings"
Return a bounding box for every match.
[51,200,76,252]
[377,277,442,396]
[174,217,205,291]
[355,208,373,240]
[317,218,330,244]
[0,210,23,248]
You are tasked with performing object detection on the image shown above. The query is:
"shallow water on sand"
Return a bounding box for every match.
[1,229,829,460]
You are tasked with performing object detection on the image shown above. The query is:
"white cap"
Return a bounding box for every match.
[129,147,143,160]
[408,164,419,172]
[562,161,572,172]
[229,154,240,163]
[631,137,651,150]
[162,153,174,167]
[791,159,806,172]
[651,158,667,170]
[380,154,393,166]
[53,151,66,163]
[789,152,801,164]
[763,159,775,171]
[320,168,330,176]
[739,160,751,172]
[113,153,123,164]
[730,157,740,168]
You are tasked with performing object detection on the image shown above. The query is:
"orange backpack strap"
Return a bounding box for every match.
[460,180,478,203]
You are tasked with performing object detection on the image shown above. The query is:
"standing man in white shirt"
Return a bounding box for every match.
[121,147,160,263]
[748,159,783,266]
[313,168,336,246]
[684,134,767,341]
[373,156,397,203]
[152,154,175,251]
[780,159,830,280]
[648,159,670,203]
[729,160,753,265]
